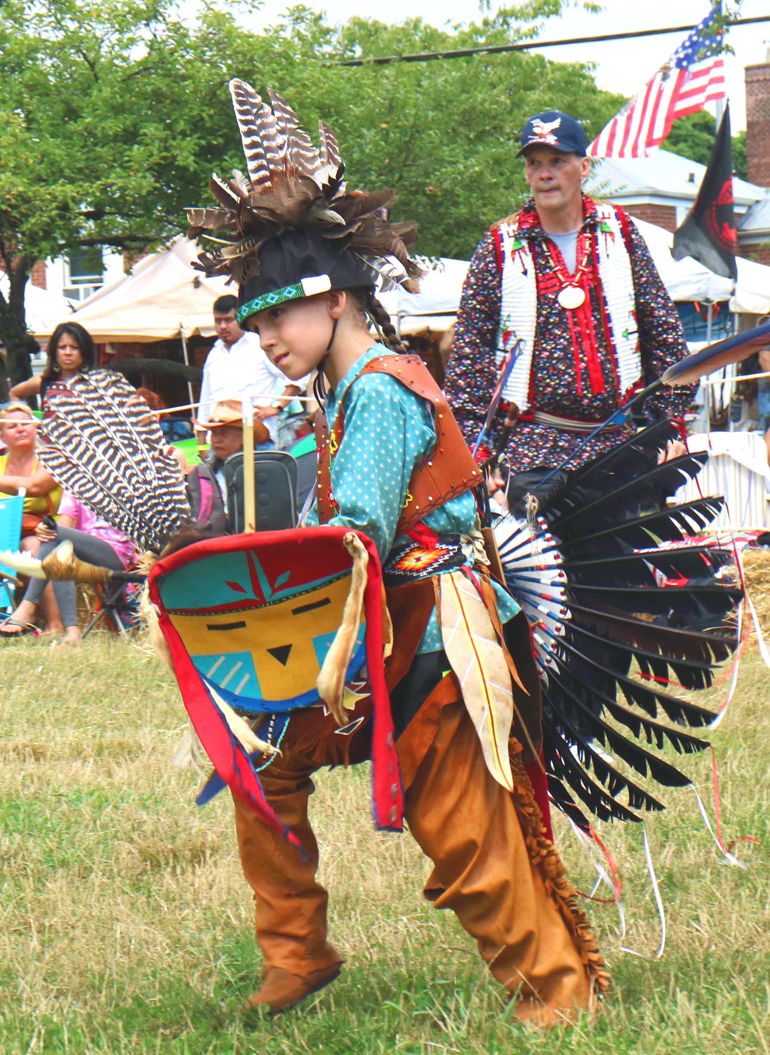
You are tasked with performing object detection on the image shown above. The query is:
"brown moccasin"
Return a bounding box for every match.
[242,963,341,1017]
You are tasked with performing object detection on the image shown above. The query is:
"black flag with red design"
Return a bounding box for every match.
[672,104,737,281]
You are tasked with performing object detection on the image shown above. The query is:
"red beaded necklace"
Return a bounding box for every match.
[544,228,592,309]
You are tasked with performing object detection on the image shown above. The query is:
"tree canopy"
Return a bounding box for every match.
[666,110,748,180]
[0,0,625,392]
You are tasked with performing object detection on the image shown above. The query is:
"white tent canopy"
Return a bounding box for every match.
[394,257,470,333]
[1,275,75,339]
[40,238,230,343]
[631,217,770,316]
[35,222,770,348]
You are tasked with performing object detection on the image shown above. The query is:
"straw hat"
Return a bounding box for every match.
[198,399,270,445]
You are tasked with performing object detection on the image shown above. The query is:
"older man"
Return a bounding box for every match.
[445,109,692,498]
[186,399,273,535]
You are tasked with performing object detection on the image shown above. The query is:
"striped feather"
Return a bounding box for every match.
[38,370,191,553]
[318,120,342,170]
[267,89,298,155]
[287,125,324,183]
[186,208,236,233]
[358,253,411,291]
[188,81,422,296]
[229,79,274,188]
[208,173,241,208]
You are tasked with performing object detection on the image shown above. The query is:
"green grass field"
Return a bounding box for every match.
[0,634,767,1054]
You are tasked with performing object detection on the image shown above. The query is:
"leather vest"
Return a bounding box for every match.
[314,353,482,536]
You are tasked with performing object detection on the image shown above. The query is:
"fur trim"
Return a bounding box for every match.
[41,540,113,584]
[316,532,368,725]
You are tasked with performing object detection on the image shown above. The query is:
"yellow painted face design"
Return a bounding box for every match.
[168,573,366,710]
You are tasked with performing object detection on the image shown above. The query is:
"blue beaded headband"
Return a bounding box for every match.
[236,274,332,325]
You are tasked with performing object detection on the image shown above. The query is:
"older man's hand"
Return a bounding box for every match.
[657,438,687,464]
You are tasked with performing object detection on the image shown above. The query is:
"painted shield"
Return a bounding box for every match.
[148,527,403,837]
[154,541,366,713]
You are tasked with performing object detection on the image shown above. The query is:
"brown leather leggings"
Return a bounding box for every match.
[232,676,600,1022]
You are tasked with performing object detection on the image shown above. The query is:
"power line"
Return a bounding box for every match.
[331,16,770,68]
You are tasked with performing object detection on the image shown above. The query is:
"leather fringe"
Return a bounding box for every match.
[509,739,611,997]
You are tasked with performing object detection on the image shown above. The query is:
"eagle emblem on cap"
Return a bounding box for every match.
[531,116,562,143]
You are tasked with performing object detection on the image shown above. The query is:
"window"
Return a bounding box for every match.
[63,247,104,301]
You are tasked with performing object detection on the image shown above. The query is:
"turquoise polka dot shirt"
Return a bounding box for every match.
[306,344,519,652]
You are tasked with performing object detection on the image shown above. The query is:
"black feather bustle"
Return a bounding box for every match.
[546,774,594,832]
[549,453,709,535]
[563,498,726,557]
[564,545,732,584]
[542,419,681,517]
[495,419,741,827]
[542,665,697,787]
[548,729,660,822]
[567,582,741,618]
[567,601,735,668]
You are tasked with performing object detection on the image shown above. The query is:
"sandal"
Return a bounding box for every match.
[0,619,41,639]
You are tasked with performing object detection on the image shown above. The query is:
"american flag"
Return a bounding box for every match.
[588,6,727,159]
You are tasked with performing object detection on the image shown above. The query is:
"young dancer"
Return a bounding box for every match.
[182,81,607,1025]
[18,81,742,1030]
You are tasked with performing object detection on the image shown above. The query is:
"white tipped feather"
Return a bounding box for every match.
[0,549,46,579]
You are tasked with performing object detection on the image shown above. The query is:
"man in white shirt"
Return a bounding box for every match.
[196,295,287,445]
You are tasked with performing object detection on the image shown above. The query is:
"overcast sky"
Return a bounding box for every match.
[193,0,769,130]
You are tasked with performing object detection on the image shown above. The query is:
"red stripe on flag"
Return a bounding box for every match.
[588,56,726,159]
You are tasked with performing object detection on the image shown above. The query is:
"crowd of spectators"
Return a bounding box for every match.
[0,300,319,643]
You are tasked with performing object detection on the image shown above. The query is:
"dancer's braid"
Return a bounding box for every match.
[312,369,327,406]
[366,292,409,353]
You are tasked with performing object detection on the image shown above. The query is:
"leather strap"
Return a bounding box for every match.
[315,354,483,534]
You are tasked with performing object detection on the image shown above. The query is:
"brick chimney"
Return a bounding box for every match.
[30,261,47,289]
[746,49,770,188]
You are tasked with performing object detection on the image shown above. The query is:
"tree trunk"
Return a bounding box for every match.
[0,256,35,400]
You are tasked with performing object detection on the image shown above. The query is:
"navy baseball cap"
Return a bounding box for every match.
[517,110,587,157]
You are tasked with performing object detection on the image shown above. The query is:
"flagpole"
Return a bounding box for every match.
[704,302,713,431]
[712,0,724,127]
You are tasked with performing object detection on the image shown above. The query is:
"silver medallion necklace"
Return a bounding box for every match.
[547,229,590,311]
[556,284,586,309]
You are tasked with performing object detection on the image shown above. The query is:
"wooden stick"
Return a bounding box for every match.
[0,395,315,428]
[699,370,770,386]
[137,395,316,419]
[242,403,256,533]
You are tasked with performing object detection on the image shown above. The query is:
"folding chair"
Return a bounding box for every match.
[81,580,136,638]
[224,451,299,533]
[0,495,24,615]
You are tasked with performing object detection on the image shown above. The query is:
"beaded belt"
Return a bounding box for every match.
[527,409,625,433]
[383,533,467,586]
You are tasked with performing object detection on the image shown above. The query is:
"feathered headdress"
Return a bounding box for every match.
[187,80,422,323]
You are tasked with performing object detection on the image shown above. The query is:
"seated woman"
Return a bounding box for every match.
[0,402,64,634]
[0,402,62,533]
[3,491,137,644]
[10,321,95,406]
